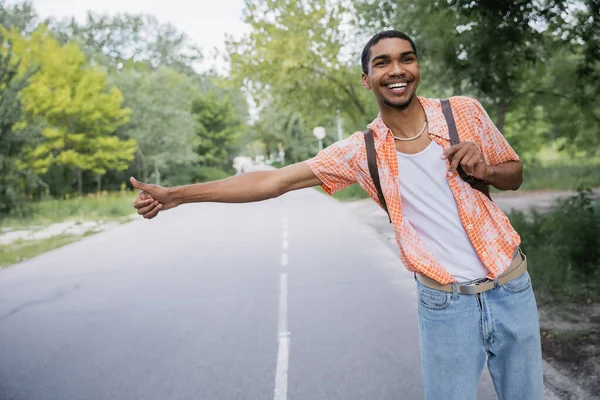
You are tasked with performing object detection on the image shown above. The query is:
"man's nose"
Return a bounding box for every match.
[388,61,405,77]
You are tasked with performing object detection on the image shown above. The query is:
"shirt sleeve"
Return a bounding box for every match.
[470,98,520,165]
[304,134,359,196]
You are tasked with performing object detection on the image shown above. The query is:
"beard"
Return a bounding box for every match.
[382,91,415,110]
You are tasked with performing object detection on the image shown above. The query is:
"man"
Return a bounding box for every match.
[131,30,544,400]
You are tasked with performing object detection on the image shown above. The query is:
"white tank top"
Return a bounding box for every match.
[396,140,488,282]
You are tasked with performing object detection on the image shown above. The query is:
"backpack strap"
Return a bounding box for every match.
[440,99,460,146]
[364,129,392,223]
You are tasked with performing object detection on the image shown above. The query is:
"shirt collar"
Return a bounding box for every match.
[366,97,450,145]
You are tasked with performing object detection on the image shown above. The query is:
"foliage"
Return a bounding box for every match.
[330,184,370,201]
[111,65,198,184]
[0,34,37,217]
[520,161,600,191]
[251,106,318,164]
[353,0,599,155]
[226,0,377,130]
[5,25,135,192]
[192,91,244,169]
[509,189,600,302]
[0,235,84,267]
[0,0,39,35]
[193,166,232,183]
[2,189,137,227]
[49,12,202,74]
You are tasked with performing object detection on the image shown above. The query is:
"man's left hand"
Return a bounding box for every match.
[442,142,492,181]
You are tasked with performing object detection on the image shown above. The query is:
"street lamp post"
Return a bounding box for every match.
[313,126,326,151]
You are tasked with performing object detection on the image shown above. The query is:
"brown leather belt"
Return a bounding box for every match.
[416,250,527,295]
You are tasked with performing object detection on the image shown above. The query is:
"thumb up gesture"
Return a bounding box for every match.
[130,177,177,219]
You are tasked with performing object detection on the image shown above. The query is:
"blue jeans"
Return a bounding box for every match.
[415,271,544,400]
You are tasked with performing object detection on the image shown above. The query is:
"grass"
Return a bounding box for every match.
[0,191,137,267]
[520,162,600,191]
[1,190,138,229]
[0,233,96,267]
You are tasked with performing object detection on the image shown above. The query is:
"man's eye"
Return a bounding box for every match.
[402,57,414,63]
[376,61,387,66]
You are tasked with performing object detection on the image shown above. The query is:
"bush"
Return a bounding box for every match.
[313,184,370,201]
[193,166,231,183]
[509,189,600,302]
[332,184,370,201]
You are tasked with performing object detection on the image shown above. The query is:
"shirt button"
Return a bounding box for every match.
[467,224,473,230]
[482,252,488,257]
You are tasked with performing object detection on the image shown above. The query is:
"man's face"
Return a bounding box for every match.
[362,38,420,110]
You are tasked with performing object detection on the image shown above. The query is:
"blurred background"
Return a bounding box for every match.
[1,0,599,284]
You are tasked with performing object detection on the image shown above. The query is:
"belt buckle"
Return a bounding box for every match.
[458,278,491,295]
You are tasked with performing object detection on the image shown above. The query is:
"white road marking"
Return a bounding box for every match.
[274,333,290,400]
[278,273,288,333]
[282,240,289,250]
[274,273,290,400]
[281,253,288,267]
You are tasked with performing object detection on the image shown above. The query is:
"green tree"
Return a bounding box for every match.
[252,105,324,163]
[49,12,202,75]
[0,1,40,35]
[353,0,552,132]
[7,25,135,193]
[111,65,198,185]
[0,34,37,216]
[540,1,600,151]
[192,91,244,169]
[353,0,599,155]
[226,0,377,130]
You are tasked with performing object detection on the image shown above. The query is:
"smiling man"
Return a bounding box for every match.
[131,30,544,399]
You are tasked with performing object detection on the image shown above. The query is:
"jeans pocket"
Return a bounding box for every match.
[417,284,451,310]
[502,271,532,294]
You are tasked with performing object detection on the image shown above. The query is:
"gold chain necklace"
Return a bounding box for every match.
[392,119,428,141]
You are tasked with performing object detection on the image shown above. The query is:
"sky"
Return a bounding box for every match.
[13,0,250,73]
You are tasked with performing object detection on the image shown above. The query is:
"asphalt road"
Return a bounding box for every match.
[0,185,498,400]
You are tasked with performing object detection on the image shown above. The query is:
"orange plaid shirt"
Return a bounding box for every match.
[306,96,521,284]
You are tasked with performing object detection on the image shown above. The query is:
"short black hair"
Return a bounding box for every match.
[361,30,417,74]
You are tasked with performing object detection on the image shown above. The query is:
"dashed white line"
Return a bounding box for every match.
[281,253,288,267]
[282,240,289,250]
[278,273,288,333]
[274,333,290,400]
[274,273,290,400]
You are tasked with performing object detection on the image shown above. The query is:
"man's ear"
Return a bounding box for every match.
[361,73,371,90]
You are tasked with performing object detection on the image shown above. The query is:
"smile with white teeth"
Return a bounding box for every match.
[386,82,408,89]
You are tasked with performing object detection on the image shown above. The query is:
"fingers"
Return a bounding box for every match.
[134,198,154,210]
[462,151,481,176]
[442,144,461,160]
[444,142,485,175]
[137,200,160,216]
[448,145,469,173]
[144,203,162,219]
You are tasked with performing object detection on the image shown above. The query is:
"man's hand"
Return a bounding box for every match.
[442,142,491,181]
[131,177,177,219]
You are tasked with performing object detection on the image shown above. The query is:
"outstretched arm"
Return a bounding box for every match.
[131,162,322,219]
